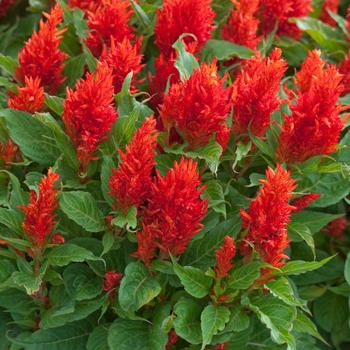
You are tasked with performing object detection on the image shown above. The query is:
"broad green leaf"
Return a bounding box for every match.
[221,306,250,333]
[226,262,261,290]
[59,191,107,232]
[345,252,350,286]
[0,109,61,165]
[172,258,212,298]
[108,319,150,350]
[111,207,137,230]
[11,319,93,350]
[100,155,115,206]
[101,232,115,256]
[64,54,85,87]
[130,0,151,27]
[173,298,202,344]
[0,208,23,234]
[44,95,64,115]
[0,54,17,76]
[293,310,327,344]
[173,34,199,80]
[280,256,334,276]
[149,303,171,350]
[202,39,253,61]
[118,262,161,312]
[1,170,27,207]
[87,325,110,350]
[288,222,315,258]
[47,243,102,267]
[200,304,230,349]
[203,180,226,218]
[265,277,305,307]
[244,293,297,349]
[11,271,42,295]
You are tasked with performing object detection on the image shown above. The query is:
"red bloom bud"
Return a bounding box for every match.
[103,271,123,292]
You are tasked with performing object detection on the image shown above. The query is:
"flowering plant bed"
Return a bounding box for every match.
[0,0,350,349]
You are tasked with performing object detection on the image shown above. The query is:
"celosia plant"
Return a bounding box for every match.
[0,1,349,349]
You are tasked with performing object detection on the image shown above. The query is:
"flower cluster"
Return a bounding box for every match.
[109,117,158,212]
[19,168,60,247]
[62,63,117,173]
[154,0,215,56]
[277,50,345,164]
[0,140,18,165]
[85,0,134,57]
[160,61,231,150]
[240,165,296,268]
[214,236,236,279]
[232,48,287,138]
[134,158,208,265]
[68,0,102,12]
[8,77,44,114]
[16,4,67,94]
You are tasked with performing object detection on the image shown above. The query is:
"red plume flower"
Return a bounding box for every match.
[134,158,208,265]
[320,0,339,26]
[109,117,159,212]
[221,0,261,50]
[16,4,67,94]
[62,63,117,173]
[259,0,312,39]
[214,236,236,279]
[149,53,180,111]
[19,168,60,247]
[324,217,347,239]
[232,48,287,138]
[277,50,345,164]
[240,164,296,268]
[339,52,350,96]
[0,140,18,165]
[68,0,102,12]
[291,193,320,213]
[0,0,15,17]
[103,271,123,292]
[100,37,144,94]
[154,0,215,56]
[160,61,231,150]
[8,77,45,114]
[85,0,134,57]
[166,331,179,350]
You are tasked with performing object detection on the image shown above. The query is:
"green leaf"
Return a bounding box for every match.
[111,207,137,230]
[0,208,23,234]
[101,232,115,257]
[172,34,199,80]
[130,0,151,27]
[288,222,315,258]
[64,54,85,88]
[11,319,93,350]
[293,310,327,344]
[149,303,171,350]
[172,258,212,298]
[108,319,150,350]
[59,191,107,232]
[118,262,161,312]
[226,262,261,290]
[345,252,350,286]
[203,180,226,218]
[221,306,250,333]
[44,95,64,115]
[87,325,110,350]
[0,54,17,76]
[101,155,115,206]
[11,271,42,295]
[47,244,102,267]
[173,298,203,344]
[265,277,305,307]
[280,256,334,276]
[0,109,61,165]
[200,304,230,349]
[201,39,253,61]
[244,293,296,349]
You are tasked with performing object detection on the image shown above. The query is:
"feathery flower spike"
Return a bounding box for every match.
[0,140,18,166]
[62,63,117,173]
[291,193,320,213]
[324,217,347,239]
[320,0,339,26]
[214,236,236,279]
[68,0,102,12]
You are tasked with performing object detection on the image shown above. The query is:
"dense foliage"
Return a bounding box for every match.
[0,0,350,349]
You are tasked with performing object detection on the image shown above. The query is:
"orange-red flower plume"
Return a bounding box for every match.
[339,52,350,96]
[109,117,159,211]
[62,63,117,173]
[134,158,208,265]
[215,236,236,279]
[19,168,60,247]
[221,0,261,50]
[16,4,67,94]
[232,48,287,138]
[291,193,320,213]
[0,140,18,165]
[259,0,312,39]
[68,0,102,12]
[277,50,345,164]
[160,61,231,150]
[8,77,44,114]
[85,0,134,57]
[100,36,144,94]
[240,165,296,268]
[154,0,215,56]
[320,0,339,26]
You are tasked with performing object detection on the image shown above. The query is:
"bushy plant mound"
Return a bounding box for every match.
[0,0,350,349]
